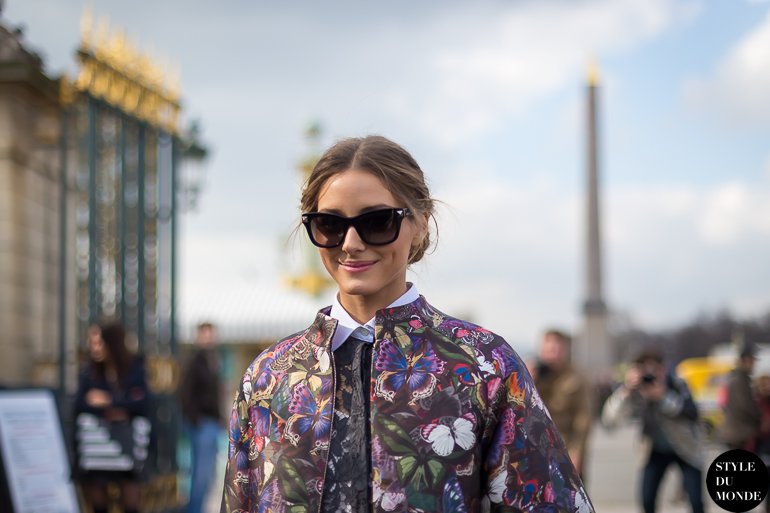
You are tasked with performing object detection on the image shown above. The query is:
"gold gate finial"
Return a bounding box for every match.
[72,7,182,133]
[587,57,600,86]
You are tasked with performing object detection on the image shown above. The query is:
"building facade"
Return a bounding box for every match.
[0,21,76,388]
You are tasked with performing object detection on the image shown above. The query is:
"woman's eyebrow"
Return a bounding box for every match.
[317,204,395,216]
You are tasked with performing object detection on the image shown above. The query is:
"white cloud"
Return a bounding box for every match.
[407,170,770,349]
[606,178,770,326]
[697,182,770,244]
[390,0,689,145]
[684,8,770,124]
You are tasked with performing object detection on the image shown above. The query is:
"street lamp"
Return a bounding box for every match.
[178,120,208,212]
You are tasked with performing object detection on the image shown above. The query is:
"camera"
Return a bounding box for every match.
[641,373,657,385]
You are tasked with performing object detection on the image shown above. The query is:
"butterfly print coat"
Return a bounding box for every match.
[221,296,594,513]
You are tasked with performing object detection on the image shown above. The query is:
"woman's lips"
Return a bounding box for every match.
[339,260,376,273]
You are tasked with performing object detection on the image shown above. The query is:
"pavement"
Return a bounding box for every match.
[201,423,734,513]
[588,423,712,513]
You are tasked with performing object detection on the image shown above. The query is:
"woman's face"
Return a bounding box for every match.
[315,168,421,309]
[88,327,106,362]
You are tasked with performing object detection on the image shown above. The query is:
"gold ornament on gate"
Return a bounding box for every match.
[69,6,181,133]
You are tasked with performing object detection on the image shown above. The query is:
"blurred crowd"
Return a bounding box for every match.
[72,321,223,513]
[68,318,769,513]
[528,330,770,513]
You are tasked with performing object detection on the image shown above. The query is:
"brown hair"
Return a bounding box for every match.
[94,321,135,383]
[300,135,436,264]
[633,348,664,366]
[543,329,571,345]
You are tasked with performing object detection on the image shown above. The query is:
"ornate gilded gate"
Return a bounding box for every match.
[60,12,206,512]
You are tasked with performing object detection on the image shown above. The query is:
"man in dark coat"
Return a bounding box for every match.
[179,322,222,513]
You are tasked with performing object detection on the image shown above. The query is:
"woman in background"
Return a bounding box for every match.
[74,321,150,513]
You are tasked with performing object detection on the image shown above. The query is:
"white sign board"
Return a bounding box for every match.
[0,390,80,513]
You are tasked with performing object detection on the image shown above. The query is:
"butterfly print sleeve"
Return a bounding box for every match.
[221,369,253,513]
[483,355,595,512]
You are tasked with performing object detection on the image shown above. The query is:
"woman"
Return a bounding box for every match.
[221,136,593,512]
[74,322,150,513]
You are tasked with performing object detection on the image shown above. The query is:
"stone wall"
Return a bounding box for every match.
[0,23,78,389]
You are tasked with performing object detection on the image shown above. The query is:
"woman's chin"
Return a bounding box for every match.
[339,283,377,298]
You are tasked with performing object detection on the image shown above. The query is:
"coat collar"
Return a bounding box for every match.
[311,295,434,349]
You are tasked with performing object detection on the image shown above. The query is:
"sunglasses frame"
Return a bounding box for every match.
[301,207,412,248]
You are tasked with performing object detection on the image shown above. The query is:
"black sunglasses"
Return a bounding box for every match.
[301,208,412,248]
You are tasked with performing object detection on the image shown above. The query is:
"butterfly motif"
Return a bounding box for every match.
[446,323,495,346]
[309,477,324,496]
[251,339,296,401]
[443,476,468,513]
[231,467,258,506]
[487,469,507,504]
[420,414,476,457]
[408,317,424,330]
[256,479,284,513]
[289,337,313,361]
[373,480,406,512]
[270,338,311,372]
[374,338,446,403]
[475,349,496,376]
[242,380,253,403]
[456,453,475,476]
[491,346,522,377]
[248,405,273,453]
[453,363,480,386]
[371,435,396,478]
[506,372,528,407]
[250,372,277,403]
[312,345,331,374]
[515,479,540,509]
[487,407,516,469]
[486,376,504,404]
[284,382,331,448]
[227,408,250,471]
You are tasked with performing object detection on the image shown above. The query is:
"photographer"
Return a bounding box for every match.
[602,349,704,513]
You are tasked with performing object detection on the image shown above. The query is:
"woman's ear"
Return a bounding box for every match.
[411,213,429,246]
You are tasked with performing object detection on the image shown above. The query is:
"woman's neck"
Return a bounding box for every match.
[338,282,409,325]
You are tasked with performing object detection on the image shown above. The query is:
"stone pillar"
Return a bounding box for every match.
[576,65,612,378]
[0,20,71,387]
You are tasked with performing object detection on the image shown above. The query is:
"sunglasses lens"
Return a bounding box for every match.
[310,215,346,247]
[357,210,398,244]
[303,208,407,247]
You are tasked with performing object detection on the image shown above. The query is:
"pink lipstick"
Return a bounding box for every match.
[339,261,376,273]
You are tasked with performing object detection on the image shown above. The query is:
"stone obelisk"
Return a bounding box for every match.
[576,63,612,377]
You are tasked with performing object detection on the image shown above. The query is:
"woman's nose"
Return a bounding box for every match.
[341,225,365,253]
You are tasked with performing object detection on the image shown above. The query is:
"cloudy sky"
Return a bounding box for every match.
[6,0,770,354]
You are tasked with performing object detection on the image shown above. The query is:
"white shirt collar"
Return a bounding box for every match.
[329,282,420,351]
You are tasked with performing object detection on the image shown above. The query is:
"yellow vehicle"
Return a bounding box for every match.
[675,356,733,435]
